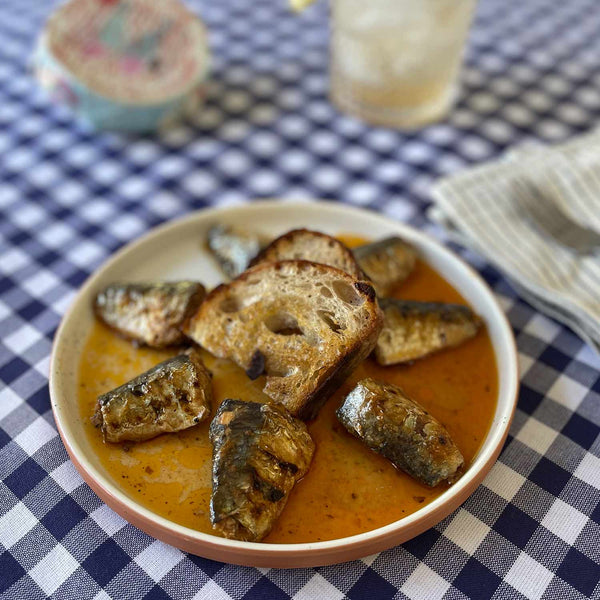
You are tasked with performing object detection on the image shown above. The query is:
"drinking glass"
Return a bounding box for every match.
[329,0,477,128]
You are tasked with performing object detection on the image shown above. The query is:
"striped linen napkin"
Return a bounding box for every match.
[430,128,600,354]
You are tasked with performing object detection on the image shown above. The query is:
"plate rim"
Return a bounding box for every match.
[49,200,519,567]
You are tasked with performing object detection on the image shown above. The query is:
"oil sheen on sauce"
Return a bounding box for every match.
[78,244,498,544]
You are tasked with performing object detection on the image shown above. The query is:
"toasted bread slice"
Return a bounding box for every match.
[250,229,364,279]
[185,260,383,419]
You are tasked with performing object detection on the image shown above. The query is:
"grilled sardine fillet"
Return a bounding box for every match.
[250,229,364,279]
[206,224,267,279]
[375,299,482,365]
[92,351,212,443]
[94,281,206,347]
[210,399,314,542]
[185,260,383,420]
[353,237,417,296]
[337,378,463,487]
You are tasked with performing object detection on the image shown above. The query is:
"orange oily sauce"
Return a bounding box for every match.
[78,258,498,544]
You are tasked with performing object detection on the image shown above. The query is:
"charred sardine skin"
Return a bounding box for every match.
[206,224,266,279]
[93,351,212,443]
[353,237,417,296]
[337,378,464,487]
[94,281,206,347]
[376,299,482,365]
[209,399,314,542]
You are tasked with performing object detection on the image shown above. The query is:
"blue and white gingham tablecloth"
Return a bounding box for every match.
[1,0,600,598]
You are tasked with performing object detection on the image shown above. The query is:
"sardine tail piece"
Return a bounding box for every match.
[209,400,314,541]
[94,281,206,348]
[353,237,418,296]
[94,350,212,443]
[337,378,464,487]
[375,299,481,365]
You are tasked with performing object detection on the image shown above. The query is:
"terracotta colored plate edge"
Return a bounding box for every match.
[54,402,516,567]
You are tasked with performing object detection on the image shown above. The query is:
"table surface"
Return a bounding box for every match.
[1,0,600,598]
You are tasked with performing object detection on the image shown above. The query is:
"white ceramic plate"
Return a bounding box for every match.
[50,200,518,567]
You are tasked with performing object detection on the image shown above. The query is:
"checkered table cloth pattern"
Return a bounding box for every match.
[1,0,600,598]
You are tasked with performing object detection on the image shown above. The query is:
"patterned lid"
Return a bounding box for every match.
[45,0,209,104]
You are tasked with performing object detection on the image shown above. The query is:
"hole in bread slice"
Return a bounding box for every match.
[319,286,333,298]
[331,280,365,306]
[220,297,240,313]
[317,309,344,333]
[264,312,304,336]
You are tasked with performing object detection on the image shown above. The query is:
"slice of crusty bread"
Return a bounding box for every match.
[250,229,364,279]
[185,260,383,420]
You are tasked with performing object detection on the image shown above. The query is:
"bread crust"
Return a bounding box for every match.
[250,229,364,280]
